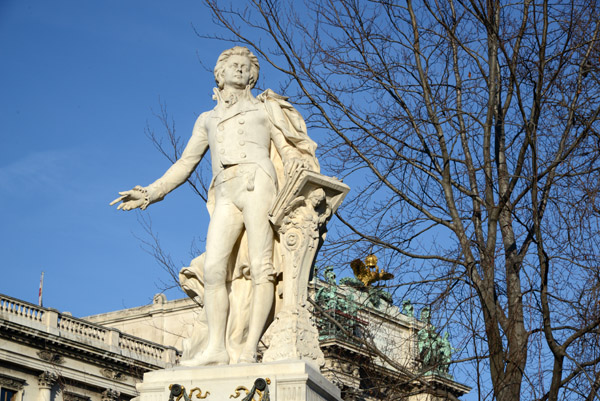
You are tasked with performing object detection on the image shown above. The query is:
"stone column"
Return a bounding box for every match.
[37,372,57,401]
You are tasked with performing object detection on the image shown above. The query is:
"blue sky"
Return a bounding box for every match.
[0,0,264,316]
[0,2,482,394]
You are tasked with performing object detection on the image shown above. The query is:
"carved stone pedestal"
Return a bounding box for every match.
[136,361,342,401]
[263,170,349,368]
[262,307,324,369]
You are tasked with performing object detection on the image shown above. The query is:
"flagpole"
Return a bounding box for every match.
[38,271,44,307]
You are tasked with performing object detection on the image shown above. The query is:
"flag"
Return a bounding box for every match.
[38,271,44,307]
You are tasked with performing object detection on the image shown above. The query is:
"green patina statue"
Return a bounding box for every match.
[401,300,414,317]
[417,308,454,378]
[314,266,362,342]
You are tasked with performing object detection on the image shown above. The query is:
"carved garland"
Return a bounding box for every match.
[37,350,65,365]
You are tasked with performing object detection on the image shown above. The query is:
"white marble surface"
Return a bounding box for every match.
[112,46,325,367]
[137,360,342,401]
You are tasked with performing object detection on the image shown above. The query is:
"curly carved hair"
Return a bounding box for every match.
[214,46,260,89]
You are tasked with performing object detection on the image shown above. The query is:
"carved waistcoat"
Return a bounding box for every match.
[206,103,277,185]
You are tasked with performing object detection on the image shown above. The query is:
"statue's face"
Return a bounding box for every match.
[222,55,252,89]
[308,190,325,208]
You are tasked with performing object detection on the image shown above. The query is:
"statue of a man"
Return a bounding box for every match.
[111,46,319,366]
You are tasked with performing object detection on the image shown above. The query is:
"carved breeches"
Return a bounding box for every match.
[203,164,276,287]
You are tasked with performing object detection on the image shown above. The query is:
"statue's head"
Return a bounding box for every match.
[308,188,326,208]
[324,266,336,283]
[214,46,260,90]
[421,307,431,323]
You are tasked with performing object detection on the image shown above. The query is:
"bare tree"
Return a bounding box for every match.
[176,0,600,400]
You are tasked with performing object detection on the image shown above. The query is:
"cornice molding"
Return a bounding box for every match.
[0,373,26,390]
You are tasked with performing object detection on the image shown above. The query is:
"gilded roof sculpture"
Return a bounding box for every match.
[350,254,394,287]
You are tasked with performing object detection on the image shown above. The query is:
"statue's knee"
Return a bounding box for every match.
[203,261,227,288]
[250,261,275,285]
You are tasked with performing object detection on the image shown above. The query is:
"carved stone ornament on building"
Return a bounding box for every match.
[37,350,65,365]
[99,368,126,382]
[153,293,167,305]
[0,373,25,391]
[38,371,58,389]
[101,389,120,401]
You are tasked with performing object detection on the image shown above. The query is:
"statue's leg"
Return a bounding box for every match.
[183,194,244,366]
[238,168,276,363]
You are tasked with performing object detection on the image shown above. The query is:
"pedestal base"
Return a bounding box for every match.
[137,360,342,401]
[263,308,325,369]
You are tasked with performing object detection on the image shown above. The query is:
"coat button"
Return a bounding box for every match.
[217,135,224,143]
[239,140,245,146]
[240,152,246,158]
[238,119,245,124]
[219,148,225,154]
[237,129,244,134]
[218,125,224,131]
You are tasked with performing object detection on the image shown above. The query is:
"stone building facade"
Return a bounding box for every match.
[84,276,470,401]
[311,271,470,400]
[1,273,469,401]
[0,295,177,401]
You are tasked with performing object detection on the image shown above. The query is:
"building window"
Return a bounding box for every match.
[1,388,17,401]
[0,373,25,401]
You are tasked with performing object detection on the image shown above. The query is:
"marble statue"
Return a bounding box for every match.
[112,46,349,368]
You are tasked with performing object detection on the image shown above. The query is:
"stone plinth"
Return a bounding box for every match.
[136,360,342,401]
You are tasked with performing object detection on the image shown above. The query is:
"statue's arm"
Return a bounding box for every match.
[271,126,303,164]
[267,105,309,177]
[110,112,209,211]
[259,90,319,174]
[144,113,209,203]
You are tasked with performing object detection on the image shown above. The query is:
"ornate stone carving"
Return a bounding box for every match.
[99,369,126,382]
[38,371,57,389]
[37,350,65,365]
[101,389,120,401]
[112,46,351,370]
[153,293,167,305]
[113,46,326,367]
[262,170,349,368]
[0,373,25,390]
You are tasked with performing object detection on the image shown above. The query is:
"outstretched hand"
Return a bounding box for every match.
[109,186,149,211]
